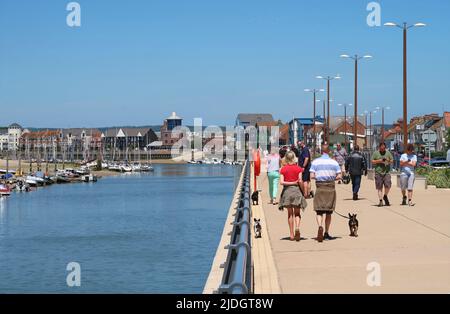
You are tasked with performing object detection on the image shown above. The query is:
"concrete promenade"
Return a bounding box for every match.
[253,163,450,293]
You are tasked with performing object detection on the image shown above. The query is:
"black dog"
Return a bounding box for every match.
[348,213,359,237]
[254,218,262,238]
[251,191,259,205]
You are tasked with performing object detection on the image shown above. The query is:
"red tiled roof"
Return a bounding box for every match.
[445,112,450,128]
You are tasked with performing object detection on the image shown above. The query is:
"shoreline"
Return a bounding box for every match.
[0,159,187,180]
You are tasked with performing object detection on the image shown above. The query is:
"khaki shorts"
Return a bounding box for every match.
[375,173,392,190]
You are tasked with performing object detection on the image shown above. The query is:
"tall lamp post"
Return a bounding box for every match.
[384,22,426,150]
[340,54,373,147]
[338,103,353,150]
[361,112,368,149]
[376,106,391,143]
[304,88,324,153]
[367,109,378,150]
[316,75,341,144]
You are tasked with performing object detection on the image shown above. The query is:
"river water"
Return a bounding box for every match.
[0,164,241,293]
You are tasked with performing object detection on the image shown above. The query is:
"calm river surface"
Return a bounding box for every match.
[0,164,241,293]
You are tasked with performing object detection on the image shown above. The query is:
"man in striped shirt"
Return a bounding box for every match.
[310,144,342,243]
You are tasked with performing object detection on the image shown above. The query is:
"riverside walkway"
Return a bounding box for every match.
[253,163,450,293]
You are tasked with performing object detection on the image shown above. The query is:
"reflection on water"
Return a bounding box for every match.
[0,164,241,293]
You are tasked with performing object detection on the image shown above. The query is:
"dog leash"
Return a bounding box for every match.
[334,211,350,220]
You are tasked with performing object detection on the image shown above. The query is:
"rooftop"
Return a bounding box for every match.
[236,113,275,126]
[166,112,182,120]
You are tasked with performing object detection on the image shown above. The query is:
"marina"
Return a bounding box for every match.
[0,164,241,293]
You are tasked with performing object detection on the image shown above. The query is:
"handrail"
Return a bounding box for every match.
[217,160,252,294]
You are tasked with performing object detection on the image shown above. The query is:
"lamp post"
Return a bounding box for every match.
[361,112,368,149]
[376,106,391,143]
[338,103,353,150]
[340,54,373,147]
[384,22,426,150]
[316,75,341,144]
[304,89,324,153]
[368,110,378,150]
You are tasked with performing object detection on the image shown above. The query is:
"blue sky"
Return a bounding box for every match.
[1,0,449,128]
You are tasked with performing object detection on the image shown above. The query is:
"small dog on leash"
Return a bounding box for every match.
[251,191,259,205]
[254,218,262,238]
[348,213,359,237]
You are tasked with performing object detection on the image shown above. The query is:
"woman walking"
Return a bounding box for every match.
[266,148,281,205]
[279,151,307,242]
[400,144,417,206]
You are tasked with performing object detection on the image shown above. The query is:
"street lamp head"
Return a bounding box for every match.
[340,54,350,58]
[319,89,325,92]
[335,74,341,80]
[386,106,391,110]
[363,55,373,59]
[304,89,311,92]
[384,22,398,27]
[348,103,353,107]
[414,23,427,27]
[375,106,381,110]
[316,75,323,79]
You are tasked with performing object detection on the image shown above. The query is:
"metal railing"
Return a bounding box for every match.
[217,160,252,294]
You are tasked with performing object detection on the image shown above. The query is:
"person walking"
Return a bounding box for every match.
[345,145,367,201]
[333,143,347,184]
[279,151,307,242]
[372,142,393,207]
[310,144,342,243]
[400,144,417,206]
[266,147,281,205]
[297,141,313,199]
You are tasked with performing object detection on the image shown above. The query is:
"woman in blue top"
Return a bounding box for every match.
[400,144,417,206]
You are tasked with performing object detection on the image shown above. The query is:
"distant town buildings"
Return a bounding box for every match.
[0,123,25,152]
[161,112,183,146]
[0,110,449,161]
[235,114,275,128]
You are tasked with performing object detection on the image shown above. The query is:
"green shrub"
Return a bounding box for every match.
[423,168,450,188]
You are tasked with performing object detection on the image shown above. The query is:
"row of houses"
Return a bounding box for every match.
[2,111,449,159]
[235,112,450,153]
[383,113,450,152]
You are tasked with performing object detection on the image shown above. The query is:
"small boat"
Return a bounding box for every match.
[26,179,38,187]
[54,175,70,184]
[203,158,212,165]
[15,181,30,192]
[140,164,154,172]
[108,164,121,172]
[75,167,89,175]
[0,184,12,196]
[120,164,132,172]
[131,163,142,172]
[212,158,221,165]
[81,174,97,183]
[27,175,45,186]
